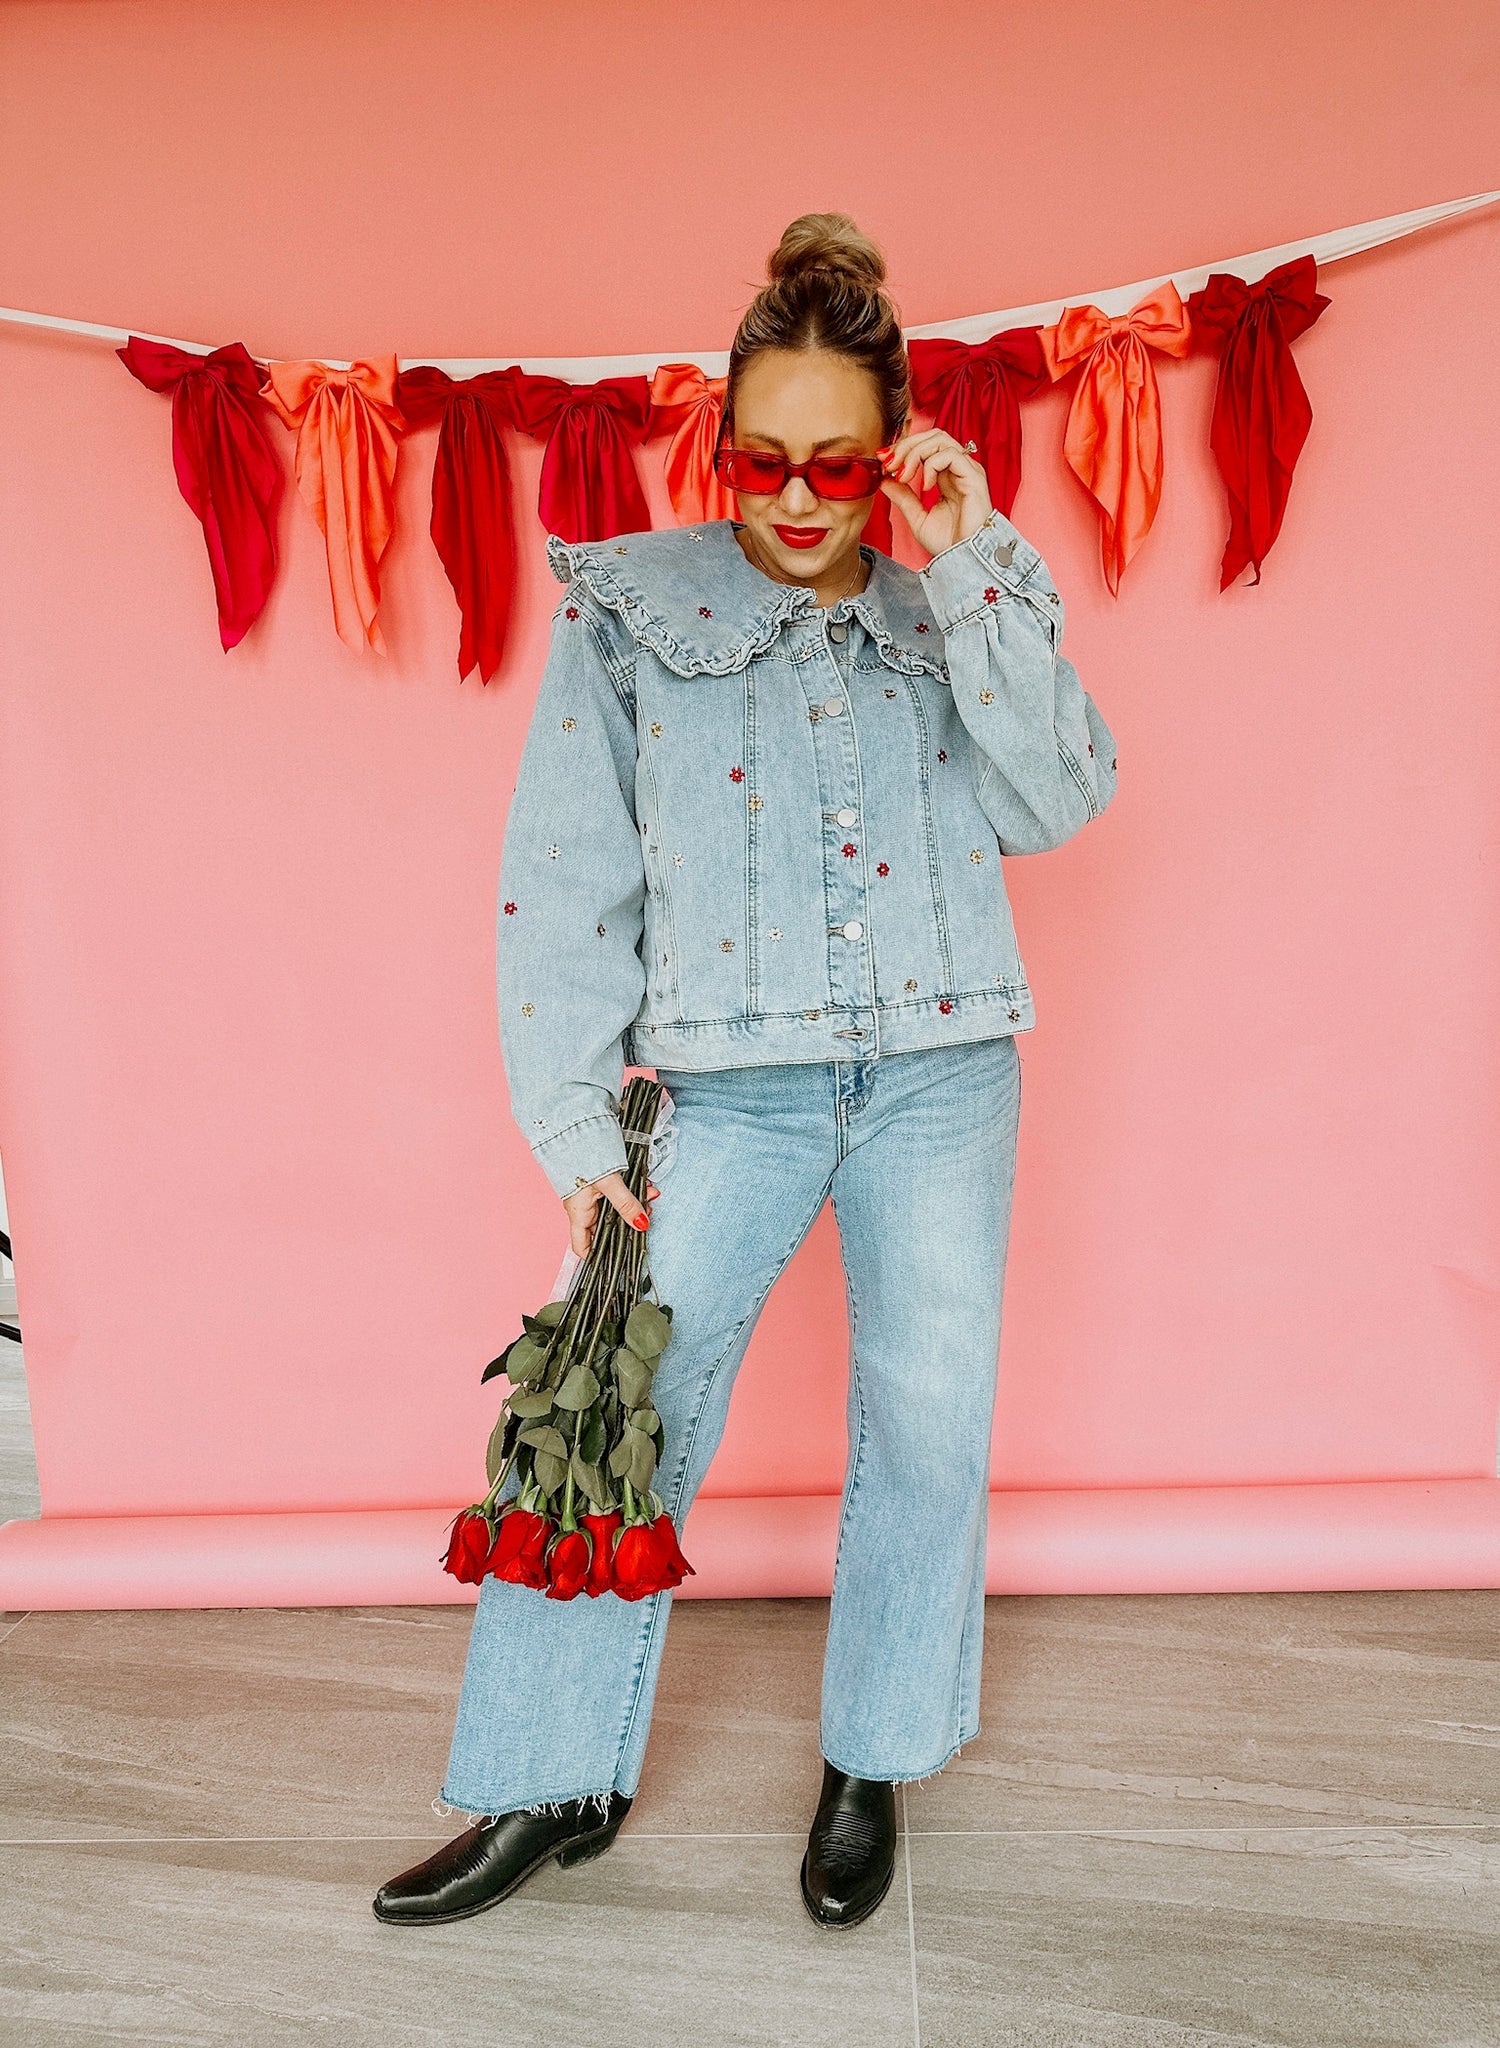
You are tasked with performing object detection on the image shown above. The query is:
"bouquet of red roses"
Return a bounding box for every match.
[440,1074,694,1602]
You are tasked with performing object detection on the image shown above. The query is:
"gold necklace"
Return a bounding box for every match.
[740,524,867,607]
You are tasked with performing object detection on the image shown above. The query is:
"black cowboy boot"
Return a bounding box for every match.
[799,1758,897,1928]
[372,1791,633,1925]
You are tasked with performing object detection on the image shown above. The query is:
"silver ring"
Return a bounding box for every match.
[964,439,978,454]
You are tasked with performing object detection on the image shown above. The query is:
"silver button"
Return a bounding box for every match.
[836,806,857,826]
[840,919,864,940]
[822,696,845,716]
[828,622,848,642]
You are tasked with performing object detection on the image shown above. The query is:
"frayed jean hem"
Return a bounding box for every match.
[432,1788,621,1826]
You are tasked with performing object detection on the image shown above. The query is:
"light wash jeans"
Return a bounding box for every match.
[438,1033,1022,1821]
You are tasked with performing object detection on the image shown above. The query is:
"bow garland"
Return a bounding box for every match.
[118,256,1335,655]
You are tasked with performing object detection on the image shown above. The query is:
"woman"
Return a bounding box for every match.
[374,213,1117,1931]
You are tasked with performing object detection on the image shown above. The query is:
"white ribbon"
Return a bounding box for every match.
[3,190,1495,375]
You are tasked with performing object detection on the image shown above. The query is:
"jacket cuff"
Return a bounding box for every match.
[531,1111,628,1201]
[919,508,1060,633]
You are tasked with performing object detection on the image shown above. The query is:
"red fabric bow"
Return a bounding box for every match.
[648,363,735,524]
[259,356,407,655]
[1186,254,1331,590]
[395,365,523,684]
[1038,282,1195,594]
[508,372,653,542]
[907,328,1050,519]
[117,337,283,651]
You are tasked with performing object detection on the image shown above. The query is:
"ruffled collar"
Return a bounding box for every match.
[545,517,948,681]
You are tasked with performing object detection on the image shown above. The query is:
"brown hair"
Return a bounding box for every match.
[721,212,911,447]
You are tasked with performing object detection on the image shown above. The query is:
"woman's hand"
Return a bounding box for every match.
[878,427,994,557]
[561,1171,661,1258]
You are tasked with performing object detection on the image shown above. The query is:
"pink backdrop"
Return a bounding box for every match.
[2,0,1498,1606]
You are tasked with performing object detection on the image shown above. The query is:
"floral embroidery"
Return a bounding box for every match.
[808,706,822,722]
[699,606,713,618]
[561,717,576,731]
[1087,742,1094,755]
[564,605,579,620]
[937,749,947,762]
[547,845,559,859]
[904,977,918,992]
[503,901,517,915]
[983,586,999,603]
[672,851,684,865]
[533,1117,546,1127]
[729,766,744,783]
[1007,1007,1021,1020]
[650,721,663,736]
[597,922,607,936]
[979,689,995,704]
[883,687,897,699]
[521,1002,535,1016]
[877,861,889,877]
[939,999,954,1014]
[1111,755,1117,769]
[915,621,929,632]
[841,842,857,858]
[769,926,782,939]
[720,938,735,952]
[747,793,763,810]
[970,848,985,863]
[613,545,629,554]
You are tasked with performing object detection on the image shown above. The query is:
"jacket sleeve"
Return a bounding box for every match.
[918,506,1119,854]
[495,581,646,1199]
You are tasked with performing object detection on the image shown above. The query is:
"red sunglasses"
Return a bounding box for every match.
[711,443,887,502]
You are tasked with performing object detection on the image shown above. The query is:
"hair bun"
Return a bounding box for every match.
[767,212,887,292]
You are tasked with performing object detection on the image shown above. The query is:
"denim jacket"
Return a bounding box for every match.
[496,508,1118,1197]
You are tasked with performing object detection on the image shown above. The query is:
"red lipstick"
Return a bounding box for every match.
[772,523,829,549]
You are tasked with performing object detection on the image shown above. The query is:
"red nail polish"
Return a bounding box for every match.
[633,1214,649,1230]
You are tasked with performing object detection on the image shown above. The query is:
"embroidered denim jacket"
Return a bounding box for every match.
[496,509,1118,1197]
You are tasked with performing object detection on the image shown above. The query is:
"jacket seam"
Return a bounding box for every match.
[1056,735,1099,819]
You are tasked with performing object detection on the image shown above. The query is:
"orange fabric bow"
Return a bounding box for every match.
[649,363,735,524]
[1038,282,1193,594]
[259,356,407,654]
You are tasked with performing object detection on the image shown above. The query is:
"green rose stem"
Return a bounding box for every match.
[479,1077,664,1528]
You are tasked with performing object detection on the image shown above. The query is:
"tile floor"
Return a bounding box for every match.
[1,1340,1497,2046]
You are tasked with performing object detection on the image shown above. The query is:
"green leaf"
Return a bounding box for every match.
[628,1430,658,1492]
[580,1410,607,1465]
[607,1438,633,1478]
[631,1405,660,1435]
[554,1362,601,1411]
[532,1449,568,1494]
[533,1300,569,1326]
[503,1335,546,1385]
[569,1451,609,1508]
[518,1424,568,1459]
[485,1411,509,1488]
[612,1346,655,1409]
[624,1302,672,1359]
[505,1390,555,1418]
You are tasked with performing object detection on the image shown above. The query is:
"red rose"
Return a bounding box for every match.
[545,1527,592,1601]
[649,1512,696,1589]
[581,1510,623,1596]
[441,1509,495,1585]
[491,1508,553,1589]
[611,1512,696,1599]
